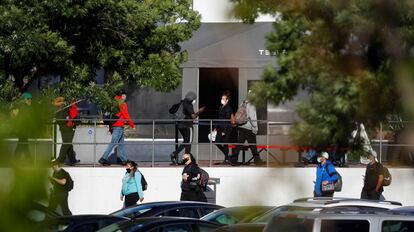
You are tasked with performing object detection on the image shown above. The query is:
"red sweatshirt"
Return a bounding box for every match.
[112,102,135,128]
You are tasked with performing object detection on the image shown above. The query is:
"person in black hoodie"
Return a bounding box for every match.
[215,90,233,164]
[180,153,207,202]
[170,92,205,165]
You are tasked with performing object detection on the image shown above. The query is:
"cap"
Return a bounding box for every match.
[185,91,197,101]
[319,152,329,159]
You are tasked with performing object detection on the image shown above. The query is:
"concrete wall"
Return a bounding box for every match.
[66,167,414,215]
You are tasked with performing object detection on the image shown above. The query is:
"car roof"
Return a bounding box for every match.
[52,214,129,221]
[289,197,401,209]
[111,201,223,215]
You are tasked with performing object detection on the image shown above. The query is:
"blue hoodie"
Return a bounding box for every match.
[314,160,338,196]
[121,171,144,198]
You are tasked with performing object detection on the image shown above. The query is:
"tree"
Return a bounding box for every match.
[0,0,200,110]
[231,0,414,148]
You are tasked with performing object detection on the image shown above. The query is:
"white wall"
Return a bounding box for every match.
[193,0,276,23]
[66,167,414,214]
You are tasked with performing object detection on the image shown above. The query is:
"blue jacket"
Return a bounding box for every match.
[314,160,338,196]
[121,171,144,198]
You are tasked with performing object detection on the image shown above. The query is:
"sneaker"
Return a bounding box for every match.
[170,153,178,165]
[98,158,110,166]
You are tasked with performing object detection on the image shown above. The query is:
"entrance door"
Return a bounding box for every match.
[198,68,238,143]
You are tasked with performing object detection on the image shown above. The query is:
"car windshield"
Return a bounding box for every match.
[111,204,153,218]
[203,207,270,225]
[252,206,318,223]
[265,216,314,232]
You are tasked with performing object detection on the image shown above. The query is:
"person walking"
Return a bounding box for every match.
[215,90,233,164]
[314,152,338,197]
[180,153,207,202]
[361,151,384,200]
[120,160,144,208]
[229,99,264,166]
[170,91,205,165]
[48,159,73,215]
[99,92,135,166]
[55,99,80,166]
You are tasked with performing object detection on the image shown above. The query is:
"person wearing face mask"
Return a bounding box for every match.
[170,91,205,165]
[180,153,207,202]
[361,151,384,200]
[120,160,144,207]
[214,90,234,164]
[314,152,338,197]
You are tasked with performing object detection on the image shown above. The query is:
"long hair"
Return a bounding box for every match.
[186,152,196,164]
[126,160,138,178]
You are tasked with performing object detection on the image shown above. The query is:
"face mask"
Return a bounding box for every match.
[126,168,131,173]
[182,158,189,163]
[192,100,196,104]
[317,157,321,163]
[221,99,226,105]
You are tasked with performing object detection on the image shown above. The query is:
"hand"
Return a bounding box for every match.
[322,181,329,186]
[182,173,189,181]
[120,196,124,201]
[139,197,144,202]
[199,106,206,113]
[221,132,225,136]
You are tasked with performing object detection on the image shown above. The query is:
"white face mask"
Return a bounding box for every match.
[221,99,226,105]
[317,157,321,163]
[192,100,196,104]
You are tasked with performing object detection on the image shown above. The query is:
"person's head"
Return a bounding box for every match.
[317,152,329,164]
[185,91,197,104]
[116,91,127,102]
[182,152,195,165]
[125,160,138,177]
[221,90,231,106]
[52,96,65,107]
[21,92,32,106]
[50,159,61,171]
[369,151,378,164]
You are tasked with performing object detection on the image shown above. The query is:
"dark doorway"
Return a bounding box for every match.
[199,68,238,143]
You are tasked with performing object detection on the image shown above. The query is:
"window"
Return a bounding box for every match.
[200,207,218,217]
[382,220,414,232]
[162,208,199,218]
[321,220,369,232]
[159,224,192,232]
[212,214,239,225]
[267,216,314,232]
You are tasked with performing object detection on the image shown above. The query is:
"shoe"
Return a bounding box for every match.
[170,153,178,165]
[98,158,110,166]
[67,159,81,166]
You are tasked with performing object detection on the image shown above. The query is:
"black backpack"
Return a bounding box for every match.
[198,168,210,192]
[140,171,148,191]
[169,101,186,120]
[65,175,74,192]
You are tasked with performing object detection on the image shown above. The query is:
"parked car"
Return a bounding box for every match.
[111,201,224,219]
[263,205,414,232]
[38,215,129,232]
[97,217,222,232]
[251,197,402,223]
[201,206,273,225]
[27,202,61,223]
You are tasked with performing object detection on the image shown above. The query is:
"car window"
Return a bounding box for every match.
[382,220,414,232]
[265,216,314,232]
[159,224,192,232]
[112,205,153,218]
[213,214,239,225]
[162,208,199,218]
[200,207,218,217]
[321,220,369,232]
[72,222,100,232]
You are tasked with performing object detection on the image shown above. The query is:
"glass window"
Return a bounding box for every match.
[321,220,369,232]
[163,208,199,218]
[266,216,314,232]
[382,220,414,232]
[159,224,192,232]
[112,205,153,218]
[200,207,218,217]
[212,214,239,225]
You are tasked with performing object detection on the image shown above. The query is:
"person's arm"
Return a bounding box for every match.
[191,107,205,119]
[134,171,144,202]
[375,164,384,192]
[120,103,135,128]
[328,165,338,183]
[50,177,66,185]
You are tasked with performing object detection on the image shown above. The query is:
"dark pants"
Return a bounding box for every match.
[180,189,207,202]
[57,126,77,164]
[174,127,193,155]
[14,137,31,161]
[231,128,259,162]
[361,188,381,200]
[215,128,233,160]
[49,191,72,216]
[125,192,140,208]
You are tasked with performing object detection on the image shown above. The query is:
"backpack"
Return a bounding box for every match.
[169,101,186,120]
[234,102,248,125]
[139,171,148,191]
[198,168,210,192]
[65,175,74,192]
[382,165,392,187]
[325,165,342,192]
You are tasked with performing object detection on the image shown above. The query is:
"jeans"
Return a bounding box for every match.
[101,127,128,162]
